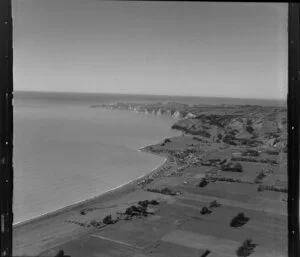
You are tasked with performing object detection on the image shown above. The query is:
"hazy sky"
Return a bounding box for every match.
[12,1,288,99]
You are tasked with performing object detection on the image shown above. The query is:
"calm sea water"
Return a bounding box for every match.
[13,92,285,224]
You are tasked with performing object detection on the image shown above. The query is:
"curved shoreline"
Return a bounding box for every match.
[13,146,168,229]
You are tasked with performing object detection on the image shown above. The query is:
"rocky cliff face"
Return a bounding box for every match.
[91,102,287,150]
[91,102,195,120]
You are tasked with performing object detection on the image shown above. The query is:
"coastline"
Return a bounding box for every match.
[13,146,168,229]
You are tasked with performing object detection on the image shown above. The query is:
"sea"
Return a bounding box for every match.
[13,91,286,225]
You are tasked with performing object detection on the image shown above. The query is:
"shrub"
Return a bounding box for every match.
[80,210,87,215]
[221,162,243,172]
[209,200,221,208]
[230,212,250,227]
[198,178,209,187]
[161,187,176,195]
[223,134,237,145]
[265,150,279,155]
[236,239,257,257]
[200,206,212,215]
[193,137,202,141]
[90,219,102,228]
[254,172,266,184]
[246,125,254,134]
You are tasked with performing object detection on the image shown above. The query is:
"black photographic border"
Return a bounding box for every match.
[0,1,298,256]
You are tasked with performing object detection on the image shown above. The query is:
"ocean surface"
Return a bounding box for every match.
[13,92,285,225]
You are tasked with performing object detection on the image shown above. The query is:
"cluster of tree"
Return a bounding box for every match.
[212,177,246,184]
[242,149,260,157]
[123,200,159,218]
[231,157,278,165]
[147,187,178,195]
[257,185,287,193]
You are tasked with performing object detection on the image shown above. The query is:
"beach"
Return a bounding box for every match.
[13,152,173,256]
[14,135,288,257]
[13,98,288,257]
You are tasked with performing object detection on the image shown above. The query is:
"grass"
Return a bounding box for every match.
[230,212,250,227]
[236,239,257,257]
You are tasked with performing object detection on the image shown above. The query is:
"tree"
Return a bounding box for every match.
[198,178,208,187]
[230,212,250,227]
[200,206,212,215]
[55,250,65,257]
[102,214,114,225]
[209,200,221,208]
[236,239,256,257]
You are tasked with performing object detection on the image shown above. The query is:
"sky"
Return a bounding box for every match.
[12,1,288,99]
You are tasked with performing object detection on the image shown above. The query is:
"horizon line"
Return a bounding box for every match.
[14,90,287,102]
